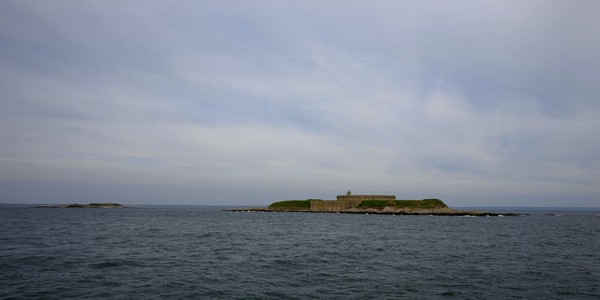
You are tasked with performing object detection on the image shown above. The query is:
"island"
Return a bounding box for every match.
[227,191,517,216]
[35,203,125,208]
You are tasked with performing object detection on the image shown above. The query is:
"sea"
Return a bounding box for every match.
[1,205,598,299]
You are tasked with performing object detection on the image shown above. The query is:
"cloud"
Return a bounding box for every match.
[1,1,599,206]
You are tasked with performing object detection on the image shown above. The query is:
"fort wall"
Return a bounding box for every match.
[310,199,363,211]
[336,195,396,201]
[308,192,397,212]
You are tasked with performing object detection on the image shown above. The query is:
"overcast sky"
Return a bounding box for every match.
[1,1,599,207]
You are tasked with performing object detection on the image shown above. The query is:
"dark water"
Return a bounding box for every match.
[1,206,598,299]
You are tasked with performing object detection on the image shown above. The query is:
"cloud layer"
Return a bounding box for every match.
[1,1,599,206]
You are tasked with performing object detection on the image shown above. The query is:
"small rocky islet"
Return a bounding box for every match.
[228,191,518,217]
[35,203,125,208]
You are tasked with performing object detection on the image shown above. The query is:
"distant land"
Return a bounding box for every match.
[35,203,125,208]
[227,191,519,216]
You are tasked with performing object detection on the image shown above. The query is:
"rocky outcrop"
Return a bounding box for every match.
[226,195,518,216]
[226,206,518,216]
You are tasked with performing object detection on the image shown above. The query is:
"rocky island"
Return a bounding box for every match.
[229,191,517,216]
[35,203,125,208]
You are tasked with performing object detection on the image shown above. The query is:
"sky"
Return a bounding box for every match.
[1,1,599,207]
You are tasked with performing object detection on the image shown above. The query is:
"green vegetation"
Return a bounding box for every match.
[357,199,447,209]
[267,198,447,210]
[88,203,123,207]
[60,203,124,208]
[61,203,85,208]
[268,200,314,209]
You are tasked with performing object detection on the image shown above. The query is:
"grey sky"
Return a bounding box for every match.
[1,1,599,206]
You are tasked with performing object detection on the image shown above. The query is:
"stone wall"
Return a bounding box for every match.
[310,199,363,211]
[336,195,396,201]
[308,194,397,212]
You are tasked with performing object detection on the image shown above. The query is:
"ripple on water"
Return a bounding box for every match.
[0,207,598,299]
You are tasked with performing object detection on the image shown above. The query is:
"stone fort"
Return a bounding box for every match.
[336,190,396,201]
[310,191,396,211]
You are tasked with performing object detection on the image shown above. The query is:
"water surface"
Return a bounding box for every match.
[1,206,598,299]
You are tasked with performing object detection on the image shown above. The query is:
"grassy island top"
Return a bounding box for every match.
[268,198,447,210]
[268,200,313,209]
[63,203,124,208]
[357,199,447,209]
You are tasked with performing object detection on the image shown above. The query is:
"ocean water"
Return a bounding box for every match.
[1,206,598,299]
